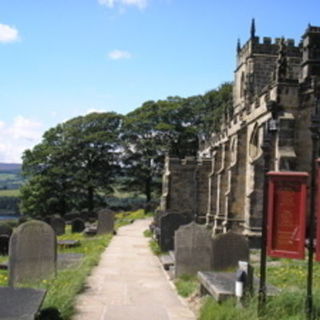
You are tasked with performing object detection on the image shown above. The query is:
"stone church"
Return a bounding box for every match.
[160,21,320,246]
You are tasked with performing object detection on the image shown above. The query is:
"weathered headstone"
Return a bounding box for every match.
[71,218,85,233]
[159,213,189,252]
[50,217,65,236]
[174,222,213,276]
[0,223,13,237]
[97,209,114,235]
[0,235,10,256]
[9,220,57,286]
[211,231,249,271]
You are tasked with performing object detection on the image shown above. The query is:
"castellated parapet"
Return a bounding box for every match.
[160,22,320,247]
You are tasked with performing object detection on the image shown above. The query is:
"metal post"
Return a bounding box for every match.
[258,101,279,315]
[306,96,320,320]
[258,124,272,314]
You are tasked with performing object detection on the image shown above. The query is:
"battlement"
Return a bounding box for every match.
[302,25,320,38]
[238,36,301,61]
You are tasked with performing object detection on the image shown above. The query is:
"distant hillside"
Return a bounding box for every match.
[0,163,22,173]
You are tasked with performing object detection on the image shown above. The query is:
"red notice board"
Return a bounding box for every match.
[316,159,320,262]
[267,172,308,259]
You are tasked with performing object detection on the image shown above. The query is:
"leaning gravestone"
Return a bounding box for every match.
[174,222,213,277]
[0,223,13,237]
[211,231,249,271]
[159,213,189,252]
[71,218,85,233]
[0,235,10,256]
[9,220,57,286]
[97,209,114,235]
[50,217,65,236]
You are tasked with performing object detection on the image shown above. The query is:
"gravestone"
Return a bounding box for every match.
[50,217,65,236]
[0,235,10,256]
[9,220,57,286]
[159,213,189,252]
[0,287,46,320]
[174,222,213,276]
[211,231,249,271]
[97,209,114,235]
[71,218,85,233]
[0,223,13,237]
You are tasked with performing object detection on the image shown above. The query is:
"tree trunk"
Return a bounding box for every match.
[87,186,94,214]
[145,176,152,203]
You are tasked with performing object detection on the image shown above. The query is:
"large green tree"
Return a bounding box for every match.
[119,83,233,202]
[20,112,122,217]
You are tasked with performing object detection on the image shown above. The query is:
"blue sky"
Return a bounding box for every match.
[0,0,319,162]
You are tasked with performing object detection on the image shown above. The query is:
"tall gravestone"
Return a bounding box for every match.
[211,231,249,271]
[174,222,213,277]
[50,217,65,236]
[159,213,189,252]
[97,209,114,235]
[9,220,57,286]
[71,218,85,233]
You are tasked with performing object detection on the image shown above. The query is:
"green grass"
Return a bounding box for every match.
[199,291,320,320]
[143,229,152,238]
[115,209,153,229]
[174,274,198,298]
[149,238,165,256]
[0,189,20,197]
[39,232,112,319]
[0,225,112,319]
[198,255,320,320]
[0,209,153,318]
[0,173,17,180]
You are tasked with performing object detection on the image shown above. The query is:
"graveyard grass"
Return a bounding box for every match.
[25,230,112,319]
[143,228,167,256]
[0,209,153,319]
[199,257,320,320]
[0,189,20,197]
[115,209,153,229]
[174,274,198,297]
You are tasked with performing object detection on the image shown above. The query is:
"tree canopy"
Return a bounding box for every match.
[20,82,233,216]
[20,112,123,217]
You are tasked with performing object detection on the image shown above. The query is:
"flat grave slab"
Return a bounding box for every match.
[159,253,174,271]
[0,287,46,320]
[0,253,85,272]
[57,253,84,270]
[84,226,97,236]
[198,271,279,302]
[198,271,235,302]
[57,240,81,248]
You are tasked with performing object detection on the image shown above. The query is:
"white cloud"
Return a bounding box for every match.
[98,0,148,9]
[0,23,19,43]
[108,49,132,60]
[0,116,43,163]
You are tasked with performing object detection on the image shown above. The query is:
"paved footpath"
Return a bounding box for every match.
[73,219,196,320]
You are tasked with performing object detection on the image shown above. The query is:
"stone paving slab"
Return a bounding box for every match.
[73,219,195,320]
